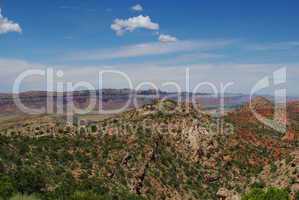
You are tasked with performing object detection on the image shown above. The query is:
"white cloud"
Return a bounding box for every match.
[111,15,159,36]
[0,8,22,34]
[159,34,178,43]
[67,39,234,61]
[131,4,143,12]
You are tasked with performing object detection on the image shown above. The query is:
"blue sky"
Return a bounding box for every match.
[0,0,299,95]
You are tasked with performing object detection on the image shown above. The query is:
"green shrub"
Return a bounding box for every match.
[80,127,86,134]
[90,125,97,133]
[270,163,278,173]
[70,191,105,200]
[0,176,15,200]
[242,187,290,200]
[14,167,46,194]
[250,180,265,189]
[263,188,290,200]
[9,194,40,200]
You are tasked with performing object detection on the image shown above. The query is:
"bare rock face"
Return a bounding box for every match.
[282,131,295,142]
[217,188,241,200]
[223,155,233,162]
[217,188,230,199]
[248,96,274,110]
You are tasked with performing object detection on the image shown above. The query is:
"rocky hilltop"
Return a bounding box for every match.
[0,99,297,199]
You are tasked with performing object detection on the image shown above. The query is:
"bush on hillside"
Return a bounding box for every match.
[0,176,15,200]
[242,187,290,200]
[9,194,40,200]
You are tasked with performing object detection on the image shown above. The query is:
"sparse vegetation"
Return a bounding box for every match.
[0,99,296,199]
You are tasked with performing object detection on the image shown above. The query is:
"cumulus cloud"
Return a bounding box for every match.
[0,8,22,34]
[131,4,143,12]
[159,34,178,43]
[111,15,159,36]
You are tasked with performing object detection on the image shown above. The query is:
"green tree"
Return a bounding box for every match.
[0,176,15,200]
[14,167,46,194]
[90,125,97,133]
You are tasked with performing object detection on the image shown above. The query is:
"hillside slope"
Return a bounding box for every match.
[0,99,297,200]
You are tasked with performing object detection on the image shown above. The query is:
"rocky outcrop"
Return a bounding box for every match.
[282,131,296,142]
[217,188,241,200]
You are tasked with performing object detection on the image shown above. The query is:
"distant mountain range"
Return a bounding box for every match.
[0,89,298,115]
